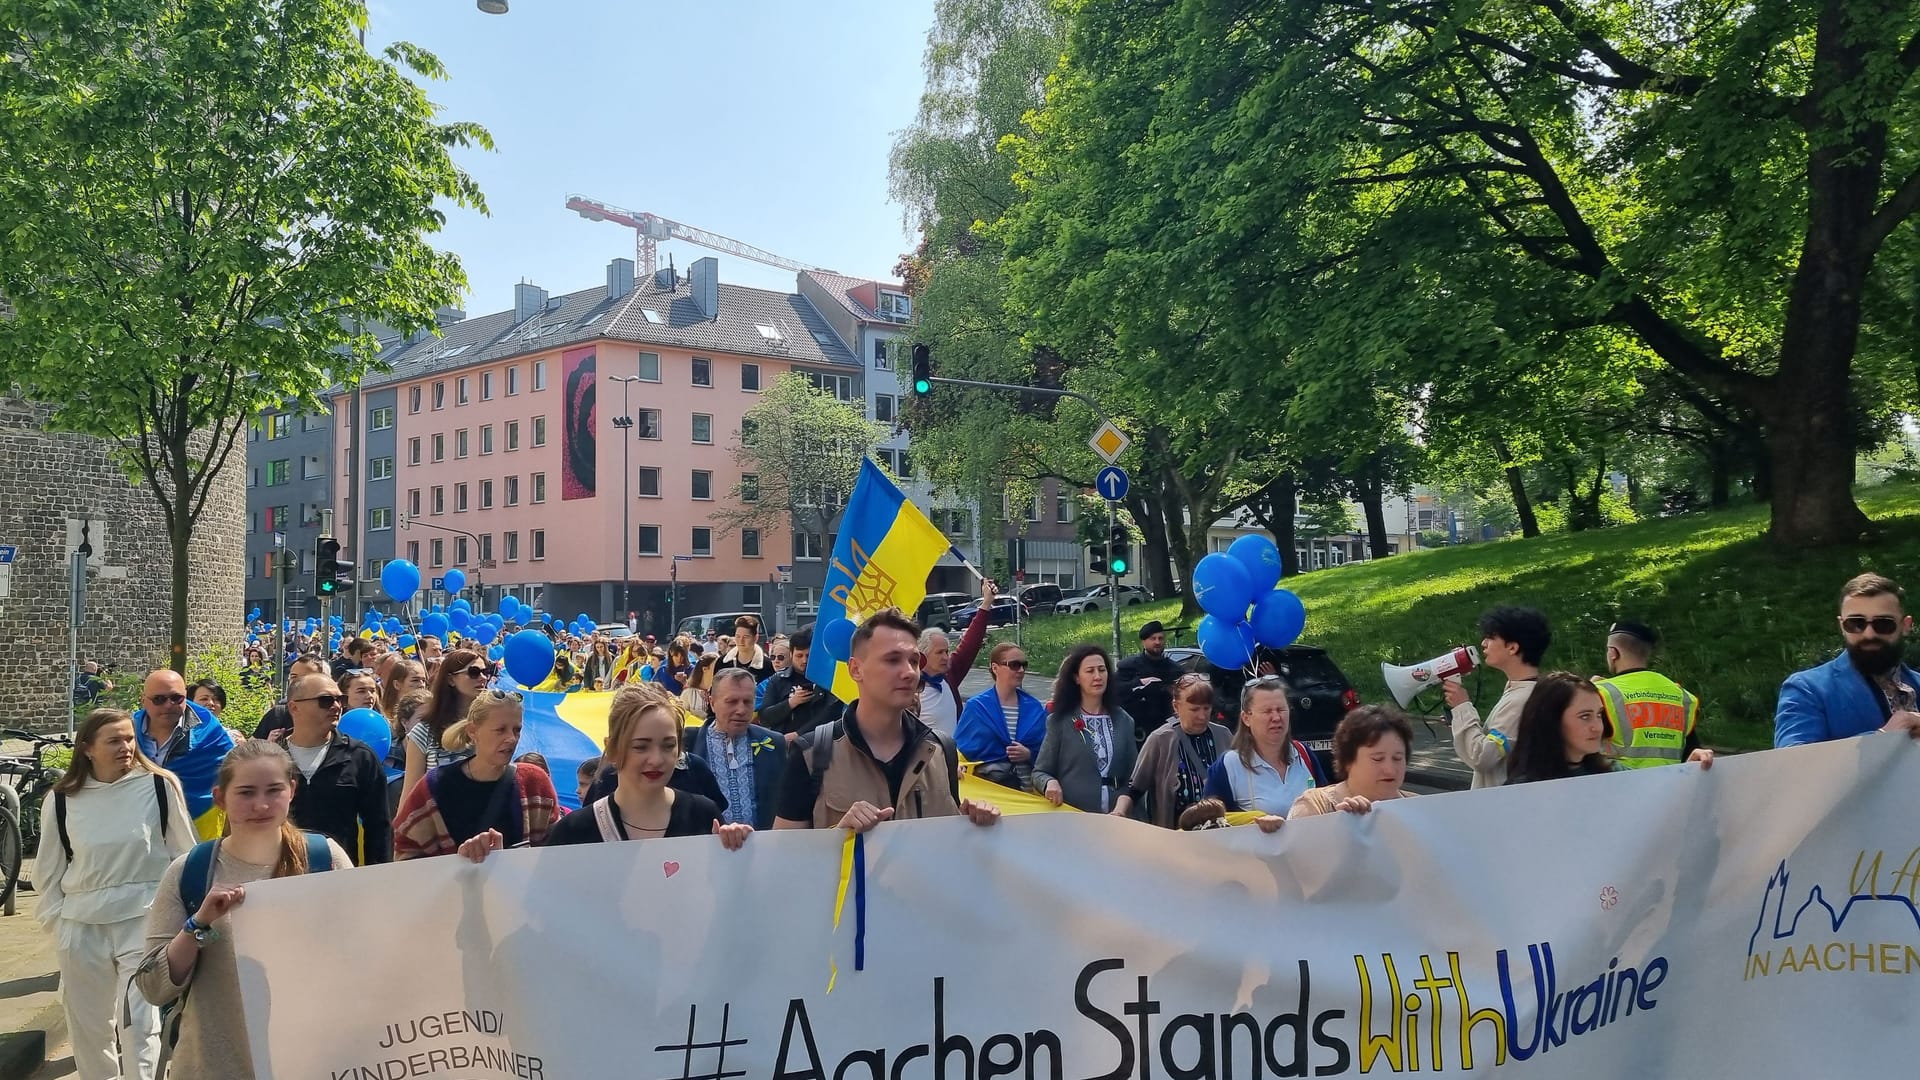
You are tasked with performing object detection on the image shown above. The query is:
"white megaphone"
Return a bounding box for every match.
[1381,646,1481,709]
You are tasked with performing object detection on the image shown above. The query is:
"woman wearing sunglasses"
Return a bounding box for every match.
[398,648,486,804]
[955,643,1047,791]
[395,690,559,859]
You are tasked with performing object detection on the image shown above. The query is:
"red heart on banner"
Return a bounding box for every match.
[663,861,681,879]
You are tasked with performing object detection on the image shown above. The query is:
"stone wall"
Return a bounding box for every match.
[0,397,246,731]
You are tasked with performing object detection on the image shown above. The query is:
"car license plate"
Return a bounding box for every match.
[1304,739,1333,751]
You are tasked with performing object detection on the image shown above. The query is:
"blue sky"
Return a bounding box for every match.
[367,0,936,313]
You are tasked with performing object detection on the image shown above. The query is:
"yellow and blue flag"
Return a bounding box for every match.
[805,459,952,703]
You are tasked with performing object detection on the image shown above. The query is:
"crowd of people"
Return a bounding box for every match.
[25,570,1919,1077]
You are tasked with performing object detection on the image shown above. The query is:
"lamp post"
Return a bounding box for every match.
[609,375,642,619]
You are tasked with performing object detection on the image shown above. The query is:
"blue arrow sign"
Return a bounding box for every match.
[1096,465,1130,502]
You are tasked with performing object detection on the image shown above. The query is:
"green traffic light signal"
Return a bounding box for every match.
[1109,555,1128,575]
[911,344,932,397]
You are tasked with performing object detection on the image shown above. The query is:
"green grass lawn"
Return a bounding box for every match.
[994,482,1920,750]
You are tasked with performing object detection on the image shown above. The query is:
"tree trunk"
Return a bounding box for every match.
[167,446,192,674]
[1127,492,1178,600]
[1245,472,1301,579]
[1490,434,1540,537]
[1355,471,1392,558]
[1708,443,1732,508]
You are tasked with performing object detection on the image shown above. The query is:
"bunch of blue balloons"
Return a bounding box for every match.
[1192,535,1307,669]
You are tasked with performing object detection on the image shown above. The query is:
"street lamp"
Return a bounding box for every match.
[609,375,642,620]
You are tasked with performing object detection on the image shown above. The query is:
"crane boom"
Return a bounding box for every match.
[566,194,825,280]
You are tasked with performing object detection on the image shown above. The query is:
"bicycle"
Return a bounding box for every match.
[0,728,74,912]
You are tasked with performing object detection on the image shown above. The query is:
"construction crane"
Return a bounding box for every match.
[565,194,829,280]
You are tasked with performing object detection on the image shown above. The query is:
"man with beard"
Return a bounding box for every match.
[1118,621,1185,733]
[1591,622,1700,768]
[1776,573,1920,745]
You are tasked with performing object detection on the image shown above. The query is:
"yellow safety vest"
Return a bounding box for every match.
[1593,669,1698,769]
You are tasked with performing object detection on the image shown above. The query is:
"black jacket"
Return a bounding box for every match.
[1118,649,1185,735]
[716,645,775,685]
[757,670,845,736]
[277,728,392,864]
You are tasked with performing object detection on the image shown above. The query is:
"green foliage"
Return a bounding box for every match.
[0,0,489,668]
[720,373,883,541]
[1013,481,1920,750]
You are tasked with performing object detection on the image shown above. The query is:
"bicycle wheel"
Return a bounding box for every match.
[0,805,20,913]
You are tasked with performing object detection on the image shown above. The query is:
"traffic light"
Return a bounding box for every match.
[1088,540,1109,575]
[1107,523,1131,576]
[314,537,355,596]
[911,344,932,397]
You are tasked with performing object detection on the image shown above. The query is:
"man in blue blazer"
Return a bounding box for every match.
[1776,573,1920,746]
[686,668,785,829]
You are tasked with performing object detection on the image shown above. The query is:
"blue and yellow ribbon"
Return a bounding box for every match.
[827,831,868,992]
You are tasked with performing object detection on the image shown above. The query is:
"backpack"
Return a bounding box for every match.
[56,772,169,861]
[799,719,959,819]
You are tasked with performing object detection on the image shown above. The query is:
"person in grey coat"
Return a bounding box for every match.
[1034,644,1140,815]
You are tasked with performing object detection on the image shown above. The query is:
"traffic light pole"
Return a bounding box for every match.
[1107,500,1122,660]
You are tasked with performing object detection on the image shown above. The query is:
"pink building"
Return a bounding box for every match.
[335,256,861,637]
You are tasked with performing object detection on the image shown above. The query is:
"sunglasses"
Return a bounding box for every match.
[996,659,1029,671]
[147,693,187,705]
[481,689,524,702]
[1841,615,1902,636]
[462,666,489,678]
[296,694,346,709]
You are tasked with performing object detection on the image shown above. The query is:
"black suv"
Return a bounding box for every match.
[1165,645,1361,776]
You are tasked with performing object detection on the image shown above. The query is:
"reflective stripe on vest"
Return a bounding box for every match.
[1595,673,1697,769]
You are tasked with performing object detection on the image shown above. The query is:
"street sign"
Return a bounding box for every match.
[430,576,445,591]
[777,563,793,584]
[1089,422,1131,464]
[1095,465,1130,502]
[0,544,17,564]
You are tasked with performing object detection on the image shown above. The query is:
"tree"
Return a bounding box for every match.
[0,0,488,670]
[718,374,883,575]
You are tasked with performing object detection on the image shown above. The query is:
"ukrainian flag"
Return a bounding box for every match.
[805,459,952,703]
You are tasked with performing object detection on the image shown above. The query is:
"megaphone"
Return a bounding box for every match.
[1381,646,1481,709]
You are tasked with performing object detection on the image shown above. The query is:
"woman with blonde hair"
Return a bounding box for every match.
[37,708,194,1080]
[392,690,559,859]
[378,659,428,723]
[136,740,350,1077]
[680,654,720,719]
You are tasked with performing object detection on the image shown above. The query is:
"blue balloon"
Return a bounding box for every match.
[329,615,343,626]
[539,613,552,624]
[382,616,402,636]
[504,628,556,687]
[499,596,521,619]
[363,610,380,626]
[339,708,391,762]
[380,559,421,603]
[1250,589,1307,649]
[822,617,857,661]
[1192,552,1256,620]
[1197,615,1256,669]
[398,633,416,650]
[443,568,468,595]
[449,598,472,613]
[489,645,506,661]
[1228,534,1284,593]
[420,612,450,639]
[450,608,473,633]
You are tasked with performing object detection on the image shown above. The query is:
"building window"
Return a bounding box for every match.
[370,456,394,481]
[304,412,327,432]
[431,486,445,515]
[638,525,660,556]
[369,507,393,531]
[741,418,757,446]
[369,405,394,430]
[742,529,761,558]
[249,421,261,443]
[480,479,494,509]
[455,483,468,512]
[506,421,520,451]
[874,395,896,424]
[742,584,763,609]
[432,434,445,462]
[691,357,712,387]
[303,454,325,481]
[408,488,420,517]
[691,527,712,556]
[479,534,493,563]
[506,475,519,506]
[457,377,470,406]
[873,339,893,370]
[638,352,660,381]
[793,533,825,561]
[533,360,548,391]
[1056,494,1072,523]
[264,505,288,531]
[505,531,519,562]
[481,372,494,400]
[637,467,660,497]
[480,425,494,455]
[455,428,469,459]
[805,371,855,401]
[268,414,290,440]
[637,410,661,440]
[266,459,290,485]
[432,382,445,410]
[408,437,421,466]
[878,291,911,320]
[430,538,444,567]
[408,541,420,565]
[532,416,547,447]
[691,470,712,500]
[1026,495,1041,523]
[409,386,422,413]
[507,366,520,396]
[742,363,760,391]
[691,414,712,444]
[455,537,469,565]
[531,529,546,560]
[532,472,546,503]
[741,474,758,502]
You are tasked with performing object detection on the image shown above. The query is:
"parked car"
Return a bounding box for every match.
[950,596,1029,628]
[1165,644,1361,774]
[916,594,955,633]
[1015,582,1064,615]
[594,622,635,640]
[919,592,976,630]
[1055,584,1150,615]
[676,611,758,641]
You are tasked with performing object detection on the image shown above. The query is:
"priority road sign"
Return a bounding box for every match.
[1089,422,1131,464]
[1095,465,1130,502]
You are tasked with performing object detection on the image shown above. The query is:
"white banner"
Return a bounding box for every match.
[234,737,1920,1078]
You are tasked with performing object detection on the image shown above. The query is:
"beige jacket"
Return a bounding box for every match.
[1450,679,1536,788]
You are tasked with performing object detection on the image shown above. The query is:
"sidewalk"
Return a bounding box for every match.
[0,861,72,1079]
